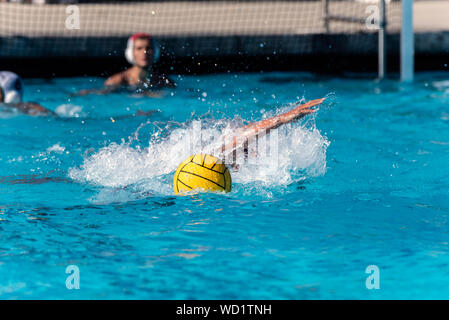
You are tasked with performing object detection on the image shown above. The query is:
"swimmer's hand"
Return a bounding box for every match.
[278,98,324,125]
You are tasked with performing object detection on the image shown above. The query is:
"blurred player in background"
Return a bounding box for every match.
[75,33,175,97]
[0,71,54,116]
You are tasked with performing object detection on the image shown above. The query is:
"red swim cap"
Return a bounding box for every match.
[129,33,152,42]
[125,33,159,65]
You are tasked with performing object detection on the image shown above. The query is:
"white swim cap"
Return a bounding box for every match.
[125,33,160,65]
[0,71,23,104]
[5,91,21,104]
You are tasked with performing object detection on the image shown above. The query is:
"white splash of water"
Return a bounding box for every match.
[54,104,84,118]
[46,143,65,154]
[69,114,329,196]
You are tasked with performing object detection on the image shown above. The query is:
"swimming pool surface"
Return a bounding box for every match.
[0,71,448,299]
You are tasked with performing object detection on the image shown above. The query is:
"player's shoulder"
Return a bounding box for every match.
[105,70,127,86]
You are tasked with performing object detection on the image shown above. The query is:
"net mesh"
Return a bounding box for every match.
[0,0,402,58]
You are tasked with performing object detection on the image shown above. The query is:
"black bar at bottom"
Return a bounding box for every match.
[0,300,437,318]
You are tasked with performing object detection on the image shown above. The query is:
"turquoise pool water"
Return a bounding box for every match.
[0,72,448,299]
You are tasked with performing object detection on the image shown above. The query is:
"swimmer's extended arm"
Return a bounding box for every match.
[72,73,174,97]
[221,98,325,153]
[70,86,120,97]
[69,72,125,97]
[241,98,324,132]
[7,102,56,116]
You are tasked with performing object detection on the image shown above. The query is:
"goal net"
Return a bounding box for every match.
[0,0,402,59]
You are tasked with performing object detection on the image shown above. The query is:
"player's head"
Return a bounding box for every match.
[0,71,23,104]
[125,33,160,68]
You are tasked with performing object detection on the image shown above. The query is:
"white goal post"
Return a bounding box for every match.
[401,0,414,82]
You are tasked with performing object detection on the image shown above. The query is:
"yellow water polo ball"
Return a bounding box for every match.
[173,153,232,194]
